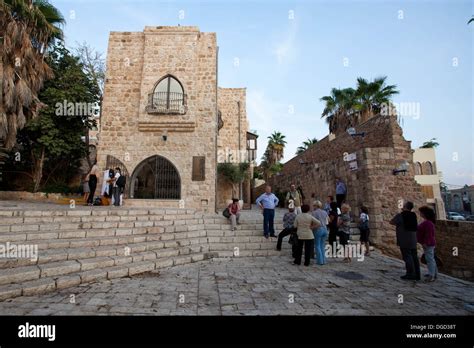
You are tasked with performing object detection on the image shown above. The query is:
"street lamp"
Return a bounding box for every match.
[393,161,409,176]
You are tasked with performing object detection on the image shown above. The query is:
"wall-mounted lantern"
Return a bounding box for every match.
[393,161,409,176]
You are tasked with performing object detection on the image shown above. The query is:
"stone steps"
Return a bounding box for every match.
[0,206,291,301]
[0,254,209,301]
[0,235,209,269]
[0,242,211,285]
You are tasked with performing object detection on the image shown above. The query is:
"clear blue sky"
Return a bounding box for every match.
[54,0,473,187]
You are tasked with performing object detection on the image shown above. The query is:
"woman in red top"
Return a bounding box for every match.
[417,206,437,282]
[228,198,241,231]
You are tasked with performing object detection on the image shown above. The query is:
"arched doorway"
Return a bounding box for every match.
[105,155,130,197]
[130,155,181,199]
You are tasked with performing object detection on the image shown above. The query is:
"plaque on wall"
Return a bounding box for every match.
[343,152,357,162]
[349,161,358,171]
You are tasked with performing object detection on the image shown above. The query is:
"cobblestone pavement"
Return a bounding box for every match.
[0,250,472,316]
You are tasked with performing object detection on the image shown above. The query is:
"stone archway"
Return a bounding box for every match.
[130,155,181,199]
[105,155,130,197]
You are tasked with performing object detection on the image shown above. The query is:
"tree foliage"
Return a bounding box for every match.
[420,138,439,148]
[217,162,250,198]
[258,131,287,181]
[4,42,100,192]
[296,138,318,155]
[320,76,399,134]
[0,0,65,149]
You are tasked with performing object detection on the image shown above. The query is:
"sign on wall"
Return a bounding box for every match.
[349,161,358,171]
[343,152,357,162]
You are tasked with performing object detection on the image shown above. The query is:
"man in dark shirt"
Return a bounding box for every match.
[390,201,420,280]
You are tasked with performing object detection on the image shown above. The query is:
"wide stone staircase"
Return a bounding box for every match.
[0,206,286,301]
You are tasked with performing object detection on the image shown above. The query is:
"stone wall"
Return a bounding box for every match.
[216,88,249,208]
[266,115,427,255]
[217,88,248,162]
[434,220,474,281]
[97,26,218,212]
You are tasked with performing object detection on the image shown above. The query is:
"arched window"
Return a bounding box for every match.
[146,75,186,114]
[415,162,422,175]
[106,155,130,196]
[130,155,181,199]
[424,161,434,175]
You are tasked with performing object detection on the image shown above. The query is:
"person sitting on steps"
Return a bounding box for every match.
[276,207,297,257]
[227,198,241,231]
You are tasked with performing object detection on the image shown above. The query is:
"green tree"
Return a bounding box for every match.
[259,131,287,181]
[320,77,399,134]
[0,0,65,150]
[267,131,287,163]
[354,76,399,123]
[296,138,318,155]
[320,87,358,134]
[420,138,439,148]
[74,41,105,169]
[10,42,100,192]
[217,162,250,198]
[268,162,283,176]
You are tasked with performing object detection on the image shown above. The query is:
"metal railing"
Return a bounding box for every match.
[146,91,187,114]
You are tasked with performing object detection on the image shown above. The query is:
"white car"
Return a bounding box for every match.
[447,212,466,221]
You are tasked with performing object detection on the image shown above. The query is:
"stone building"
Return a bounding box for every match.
[96,26,254,211]
[413,147,446,219]
[216,88,257,208]
[443,185,474,214]
[265,114,427,256]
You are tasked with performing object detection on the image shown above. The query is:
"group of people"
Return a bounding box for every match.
[81,161,126,207]
[227,181,438,283]
[242,182,363,266]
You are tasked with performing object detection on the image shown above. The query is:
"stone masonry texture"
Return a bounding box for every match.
[266,115,427,256]
[97,26,250,212]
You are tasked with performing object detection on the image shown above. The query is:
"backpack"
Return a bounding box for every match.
[93,197,102,206]
[222,208,231,218]
[116,175,126,188]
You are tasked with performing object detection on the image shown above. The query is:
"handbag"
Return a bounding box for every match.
[223,208,231,218]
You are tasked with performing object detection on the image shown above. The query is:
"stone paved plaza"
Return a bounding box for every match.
[0,250,472,316]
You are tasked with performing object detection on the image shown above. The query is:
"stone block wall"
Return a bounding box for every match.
[434,220,474,281]
[266,115,427,255]
[97,26,218,212]
[216,88,249,207]
[217,88,248,162]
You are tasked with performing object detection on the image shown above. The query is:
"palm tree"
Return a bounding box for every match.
[420,138,439,148]
[320,77,399,134]
[296,138,318,155]
[267,131,287,163]
[354,76,399,123]
[320,87,358,134]
[0,0,65,150]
